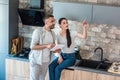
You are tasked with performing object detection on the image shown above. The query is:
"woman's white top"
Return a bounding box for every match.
[57,30,77,54]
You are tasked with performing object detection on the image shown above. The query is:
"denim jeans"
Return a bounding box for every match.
[49,52,76,80]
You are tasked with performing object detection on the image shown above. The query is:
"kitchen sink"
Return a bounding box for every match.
[76,59,112,71]
[76,47,112,71]
[96,62,112,71]
[76,59,100,69]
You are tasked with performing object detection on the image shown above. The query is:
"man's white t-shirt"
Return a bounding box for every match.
[42,30,54,62]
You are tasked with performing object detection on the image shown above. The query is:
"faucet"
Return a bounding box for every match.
[94,47,103,62]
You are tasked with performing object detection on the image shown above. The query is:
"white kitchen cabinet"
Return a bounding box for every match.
[6,58,30,80]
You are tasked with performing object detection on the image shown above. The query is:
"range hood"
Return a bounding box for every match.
[18,8,45,27]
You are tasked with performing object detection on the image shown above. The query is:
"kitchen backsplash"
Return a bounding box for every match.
[19,0,120,62]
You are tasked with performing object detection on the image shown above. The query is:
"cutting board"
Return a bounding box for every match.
[108,62,120,74]
[11,36,24,54]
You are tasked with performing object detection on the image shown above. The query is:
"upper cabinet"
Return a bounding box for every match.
[92,5,120,26]
[0,0,8,4]
[53,2,92,23]
[53,2,120,26]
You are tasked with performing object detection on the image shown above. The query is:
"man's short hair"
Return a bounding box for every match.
[45,15,54,20]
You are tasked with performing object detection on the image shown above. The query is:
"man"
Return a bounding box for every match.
[29,15,56,80]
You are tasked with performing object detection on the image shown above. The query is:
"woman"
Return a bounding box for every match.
[49,17,87,80]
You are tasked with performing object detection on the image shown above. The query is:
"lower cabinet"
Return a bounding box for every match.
[74,69,120,80]
[6,58,120,80]
[74,70,97,80]
[6,58,74,80]
[96,73,115,80]
[60,69,74,80]
[116,76,120,80]
[6,58,30,80]
[45,69,74,80]
[6,75,29,80]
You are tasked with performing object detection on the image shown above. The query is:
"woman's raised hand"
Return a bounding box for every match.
[82,18,87,28]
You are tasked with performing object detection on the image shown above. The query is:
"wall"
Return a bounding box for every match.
[0,0,19,80]
[19,0,120,62]
[0,1,9,80]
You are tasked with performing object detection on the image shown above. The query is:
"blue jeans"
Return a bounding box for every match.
[49,52,76,80]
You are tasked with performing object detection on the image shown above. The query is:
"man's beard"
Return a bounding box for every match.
[50,26,55,29]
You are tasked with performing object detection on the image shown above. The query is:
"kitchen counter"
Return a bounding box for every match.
[6,55,120,77]
[74,66,120,77]
[65,59,120,77]
[6,54,29,62]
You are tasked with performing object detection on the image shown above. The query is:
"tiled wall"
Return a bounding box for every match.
[19,0,120,62]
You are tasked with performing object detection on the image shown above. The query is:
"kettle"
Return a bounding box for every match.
[74,45,82,60]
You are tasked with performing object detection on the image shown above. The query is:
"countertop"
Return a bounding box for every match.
[6,55,120,77]
[6,54,29,62]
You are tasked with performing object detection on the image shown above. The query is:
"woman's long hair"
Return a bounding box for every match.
[59,18,72,48]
